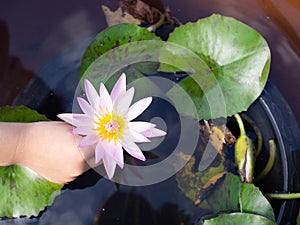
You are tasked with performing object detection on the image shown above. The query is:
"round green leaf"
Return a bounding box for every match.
[79,23,160,77]
[240,183,275,222]
[203,213,277,225]
[161,14,270,119]
[0,105,49,122]
[0,106,63,218]
[197,172,275,220]
[81,40,165,97]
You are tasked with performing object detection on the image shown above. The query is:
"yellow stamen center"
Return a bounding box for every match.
[95,113,125,143]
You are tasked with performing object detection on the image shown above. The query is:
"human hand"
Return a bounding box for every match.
[14,121,95,184]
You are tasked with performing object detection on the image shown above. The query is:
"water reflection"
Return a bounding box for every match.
[0,20,34,106]
[93,192,190,225]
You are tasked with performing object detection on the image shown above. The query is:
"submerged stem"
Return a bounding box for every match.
[241,114,263,157]
[265,192,300,199]
[234,114,246,136]
[255,139,276,182]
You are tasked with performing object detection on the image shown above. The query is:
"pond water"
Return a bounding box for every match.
[1,0,300,225]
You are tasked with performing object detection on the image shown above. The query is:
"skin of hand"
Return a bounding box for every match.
[0,121,95,184]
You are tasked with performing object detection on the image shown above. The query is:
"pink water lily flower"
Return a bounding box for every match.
[58,73,166,179]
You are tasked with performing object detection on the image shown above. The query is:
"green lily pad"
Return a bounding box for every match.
[0,105,49,122]
[203,213,277,225]
[240,183,275,221]
[78,23,165,98]
[204,173,275,221]
[79,23,160,78]
[160,14,270,119]
[176,154,275,222]
[0,106,63,218]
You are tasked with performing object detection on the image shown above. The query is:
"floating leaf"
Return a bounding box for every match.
[78,24,164,100]
[0,106,49,122]
[79,23,160,78]
[0,106,63,218]
[240,183,275,221]
[176,156,275,221]
[204,173,275,221]
[0,165,62,218]
[203,213,277,225]
[160,14,271,119]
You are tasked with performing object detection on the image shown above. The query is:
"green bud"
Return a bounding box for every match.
[234,114,254,183]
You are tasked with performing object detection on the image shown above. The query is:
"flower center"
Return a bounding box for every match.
[95,113,125,142]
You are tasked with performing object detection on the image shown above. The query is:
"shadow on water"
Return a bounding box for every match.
[0,20,35,106]
[93,191,190,225]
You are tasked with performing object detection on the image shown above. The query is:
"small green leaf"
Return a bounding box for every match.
[160,14,270,119]
[0,106,63,218]
[0,105,48,122]
[79,24,164,97]
[240,183,275,222]
[176,156,275,221]
[204,174,275,220]
[80,23,160,77]
[0,165,62,217]
[203,213,277,225]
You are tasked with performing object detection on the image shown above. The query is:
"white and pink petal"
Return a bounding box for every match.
[57,113,87,127]
[114,87,134,115]
[141,127,167,138]
[99,83,113,113]
[79,134,99,147]
[95,141,104,164]
[128,121,156,133]
[110,73,126,103]
[125,129,151,143]
[72,114,94,126]
[112,141,124,168]
[72,126,96,136]
[84,79,99,109]
[100,140,124,168]
[127,97,152,121]
[121,140,146,161]
[77,97,94,117]
[103,153,117,179]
